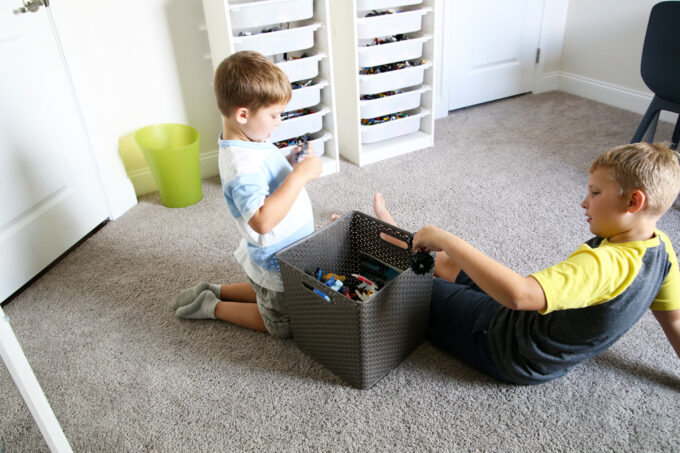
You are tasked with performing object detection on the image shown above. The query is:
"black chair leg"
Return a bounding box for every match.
[644,111,661,143]
[632,97,663,143]
[670,116,680,150]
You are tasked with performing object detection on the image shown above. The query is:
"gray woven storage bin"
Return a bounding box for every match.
[276,211,434,389]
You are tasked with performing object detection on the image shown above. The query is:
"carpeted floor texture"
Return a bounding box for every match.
[1,92,679,452]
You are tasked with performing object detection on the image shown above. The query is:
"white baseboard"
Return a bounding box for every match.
[128,149,220,197]
[537,71,678,124]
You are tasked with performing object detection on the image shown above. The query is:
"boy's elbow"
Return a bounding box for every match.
[248,216,271,235]
[506,279,546,311]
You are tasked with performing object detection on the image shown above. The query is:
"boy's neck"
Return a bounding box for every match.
[606,219,658,243]
[221,117,254,142]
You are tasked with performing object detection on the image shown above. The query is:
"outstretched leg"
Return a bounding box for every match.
[373,192,460,282]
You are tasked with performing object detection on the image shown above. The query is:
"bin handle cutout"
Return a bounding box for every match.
[379,232,408,250]
[302,282,331,302]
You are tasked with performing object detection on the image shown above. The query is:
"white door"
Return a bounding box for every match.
[0,2,109,301]
[446,0,543,111]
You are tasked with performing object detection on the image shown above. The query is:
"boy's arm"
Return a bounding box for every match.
[248,155,321,234]
[652,309,680,359]
[413,225,547,311]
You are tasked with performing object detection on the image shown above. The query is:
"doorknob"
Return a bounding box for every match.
[13,0,49,15]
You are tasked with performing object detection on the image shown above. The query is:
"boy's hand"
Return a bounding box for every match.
[288,143,316,167]
[292,154,322,183]
[413,225,451,252]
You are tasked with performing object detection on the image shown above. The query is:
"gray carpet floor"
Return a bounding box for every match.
[1,92,679,452]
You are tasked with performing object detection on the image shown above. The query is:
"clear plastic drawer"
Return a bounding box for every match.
[233,23,321,57]
[286,79,329,111]
[360,85,430,119]
[229,0,314,30]
[269,105,330,142]
[357,8,432,40]
[360,108,429,144]
[357,34,431,67]
[356,0,423,11]
[359,60,432,95]
[276,51,326,83]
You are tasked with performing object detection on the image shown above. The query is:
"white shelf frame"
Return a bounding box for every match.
[329,0,437,167]
[201,0,340,176]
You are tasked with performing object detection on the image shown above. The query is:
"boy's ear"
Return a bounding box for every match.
[627,189,646,213]
[234,107,249,125]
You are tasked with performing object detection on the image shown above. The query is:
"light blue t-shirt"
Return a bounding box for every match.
[218,137,314,291]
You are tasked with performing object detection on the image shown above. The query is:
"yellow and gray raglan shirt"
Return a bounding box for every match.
[487,230,679,385]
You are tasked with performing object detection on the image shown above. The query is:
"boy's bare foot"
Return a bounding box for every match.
[330,213,340,222]
[374,193,397,226]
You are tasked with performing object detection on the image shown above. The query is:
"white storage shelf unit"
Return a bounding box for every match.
[330,0,436,167]
[202,0,339,176]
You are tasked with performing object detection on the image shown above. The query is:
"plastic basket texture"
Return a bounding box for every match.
[276,211,434,389]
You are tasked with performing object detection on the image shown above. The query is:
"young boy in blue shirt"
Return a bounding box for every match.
[172,51,322,338]
[376,143,680,384]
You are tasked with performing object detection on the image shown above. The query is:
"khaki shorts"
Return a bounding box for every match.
[246,277,291,339]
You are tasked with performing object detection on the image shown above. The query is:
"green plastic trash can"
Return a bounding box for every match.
[134,123,202,208]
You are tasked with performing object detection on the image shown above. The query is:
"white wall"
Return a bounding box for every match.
[51,0,221,201]
[52,0,674,215]
[553,0,677,123]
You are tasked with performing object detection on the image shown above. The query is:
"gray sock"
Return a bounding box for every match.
[173,283,221,309]
[175,290,220,320]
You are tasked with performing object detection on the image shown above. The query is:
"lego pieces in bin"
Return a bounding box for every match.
[361,112,408,126]
[359,58,425,75]
[360,89,401,100]
[366,34,409,47]
[365,10,394,17]
[237,26,283,37]
[274,133,312,150]
[281,108,316,121]
[291,79,313,90]
[307,268,384,302]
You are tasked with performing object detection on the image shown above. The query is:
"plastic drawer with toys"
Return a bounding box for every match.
[232,23,321,56]
[360,108,429,143]
[356,7,432,40]
[360,85,430,119]
[229,0,314,30]
[286,79,329,112]
[275,131,332,159]
[276,51,326,83]
[357,33,431,68]
[269,106,329,142]
[276,211,434,389]
[357,0,423,10]
[359,60,431,95]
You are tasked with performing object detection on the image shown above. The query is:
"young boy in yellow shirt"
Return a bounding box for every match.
[377,142,680,384]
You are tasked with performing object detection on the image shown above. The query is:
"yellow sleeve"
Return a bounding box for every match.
[650,233,680,311]
[531,243,641,315]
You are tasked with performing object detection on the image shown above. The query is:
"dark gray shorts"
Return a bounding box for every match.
[246,277,291,339]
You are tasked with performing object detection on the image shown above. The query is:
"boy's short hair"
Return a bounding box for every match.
[590,142,680,216]
[213,51,291,116]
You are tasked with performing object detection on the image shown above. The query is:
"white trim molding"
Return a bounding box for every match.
[536,71,678,124]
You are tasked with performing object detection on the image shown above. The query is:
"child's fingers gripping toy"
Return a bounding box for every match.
[294,139,309,163]
[408,237,435,275]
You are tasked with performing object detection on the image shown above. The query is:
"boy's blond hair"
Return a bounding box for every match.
[214,51,291,117]
[590,142,680,216]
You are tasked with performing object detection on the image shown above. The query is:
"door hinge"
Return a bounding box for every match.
[535,48,541,64]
